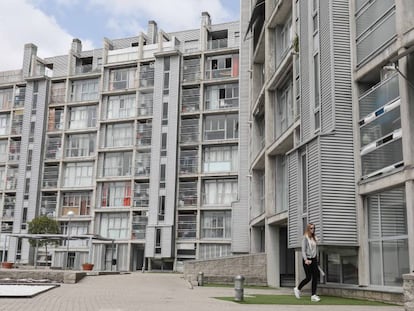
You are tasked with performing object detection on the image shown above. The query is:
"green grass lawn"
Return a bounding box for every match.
[215,294,396,306]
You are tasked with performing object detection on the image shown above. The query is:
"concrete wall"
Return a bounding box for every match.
[183,253,266,286]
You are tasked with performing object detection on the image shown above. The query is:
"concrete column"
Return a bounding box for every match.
[403,273,414,311]
[266,224,280,287]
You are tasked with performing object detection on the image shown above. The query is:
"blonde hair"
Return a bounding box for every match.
[304,223,316,240]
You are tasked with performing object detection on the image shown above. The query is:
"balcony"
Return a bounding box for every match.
[178,181,198,208]
[136,121,152,147]
[208,38,228,50]
[183,58,201,83]
[181,88,200,113]
[131,213,147,240]
[359,74,399,119]
[135,152,151,177]
[180,118,199,144]
[133,182,149,207]
[40,193,57,217]
[177,213,197,239]
[9,140,21,162]
[179,149,198,175]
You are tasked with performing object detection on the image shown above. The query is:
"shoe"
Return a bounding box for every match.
[311,295,321,302]
[293,287,301,299]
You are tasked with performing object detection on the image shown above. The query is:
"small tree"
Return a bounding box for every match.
[28,216,60,266]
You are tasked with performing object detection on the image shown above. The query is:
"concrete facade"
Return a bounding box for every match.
[241,0,413,294]
[0,14,247,272]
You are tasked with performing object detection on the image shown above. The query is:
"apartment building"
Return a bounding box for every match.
[0,13,247,271]
[242,0,413,290]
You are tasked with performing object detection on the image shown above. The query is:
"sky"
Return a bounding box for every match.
[0,0,240,71]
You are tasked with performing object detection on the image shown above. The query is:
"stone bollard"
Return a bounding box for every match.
[234,275,245,301]
[403,273,414,311]
[197,271,204,286]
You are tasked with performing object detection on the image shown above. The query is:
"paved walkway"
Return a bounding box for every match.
[0,272,404,311]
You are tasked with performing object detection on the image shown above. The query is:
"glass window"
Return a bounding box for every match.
[63,162,93,187]
[99,182,131,208]
[109,67,136,90]
[201,211,231,239]
[71,79,99,102]
[203,179,237,205]
[203,145,238,173]
[69,105,97,129]
[106,94,135,119]
[66,133,95,157]
[98,212,129,239]
[103,123,134,148]
[204,114,238,140]
[101,151,132,177]
[367,187,409,286]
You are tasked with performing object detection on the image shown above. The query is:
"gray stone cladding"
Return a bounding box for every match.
[183,253,266,286]
[404,273,414,311]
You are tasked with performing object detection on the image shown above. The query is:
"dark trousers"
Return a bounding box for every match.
[298,257,318,295]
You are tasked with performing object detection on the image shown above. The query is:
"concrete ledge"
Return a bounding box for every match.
[319,284,404,305]
[0,268,87,284]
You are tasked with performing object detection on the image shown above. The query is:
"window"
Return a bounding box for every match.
[0,88,13,109]
[203,145,238,173]
[106,94,135,119]
[199,243,231,260]
[275,79,294,138]
[312,0,320,132]
[103,123,133,148]
[155,228,162,254]
[205,84,239,110]
[98,213,129,239]
[66,133,95,157]
[99,182,131,207]
[204,114,238,140]
[158,196,165,221]
[62,192,91,216]
[0,140,7,162]
[109,67,136,90]
[203,179,237,205]
[63,162,93,187]
[205,54,239,79]
[68,105,97,129]
[71,79,99,102]
[201,211,231,239]
[275,155,288,213]
[161,133,167,156]
[367,187,408,286]
[301,152,307,214]
[101,152,132,177]
[0,114,10,136]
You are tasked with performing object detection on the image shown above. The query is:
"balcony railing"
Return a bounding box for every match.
[208,38,228,50]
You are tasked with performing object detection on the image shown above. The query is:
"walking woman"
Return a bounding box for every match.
[293,223,321,302]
